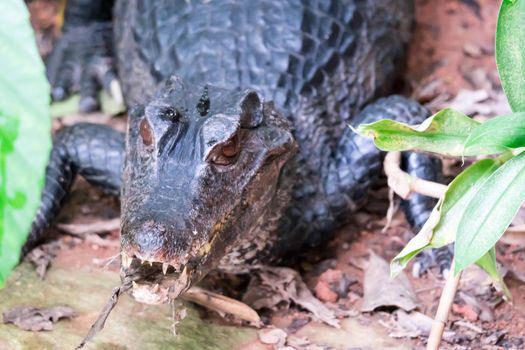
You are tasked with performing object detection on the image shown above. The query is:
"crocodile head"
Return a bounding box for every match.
[120,77,296,304]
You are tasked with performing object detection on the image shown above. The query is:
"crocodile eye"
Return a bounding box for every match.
[140,118,153,146]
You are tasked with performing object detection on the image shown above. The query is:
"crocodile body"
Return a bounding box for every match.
[33,0,442,302]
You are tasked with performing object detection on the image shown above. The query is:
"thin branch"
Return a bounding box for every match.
[182,287,262,326]
[426,261,461,350]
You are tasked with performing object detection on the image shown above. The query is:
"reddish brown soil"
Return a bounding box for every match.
[407,0,501,96]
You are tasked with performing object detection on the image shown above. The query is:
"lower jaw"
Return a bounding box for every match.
[124,265,193,305]
[130,282,171,304]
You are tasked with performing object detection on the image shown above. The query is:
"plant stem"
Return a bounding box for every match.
[426,263,461,350]
[384,152,447,199]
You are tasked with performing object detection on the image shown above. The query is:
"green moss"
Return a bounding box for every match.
[0,263,257,350]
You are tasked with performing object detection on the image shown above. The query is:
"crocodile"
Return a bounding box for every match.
[30,0,447,304]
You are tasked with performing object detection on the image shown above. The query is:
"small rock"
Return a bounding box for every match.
[463,43,482,57]
[318,269,343,284]
[315,280,338,303]
[315,269,355,302]
[452,303,479,322]
[480,42,495,55]
[258,328,287,347]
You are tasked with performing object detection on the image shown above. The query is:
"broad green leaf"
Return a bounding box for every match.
[356,108,479,156]
[497,0,525,112]
[455,151,525,274]
[391,157,505,276]
[0,0,51,286]
[475,247,511,300]
[464,113,525,155]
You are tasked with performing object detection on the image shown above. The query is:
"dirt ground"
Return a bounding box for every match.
[7,0,525,349]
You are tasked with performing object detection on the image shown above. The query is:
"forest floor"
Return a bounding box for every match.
[2,0,525,349]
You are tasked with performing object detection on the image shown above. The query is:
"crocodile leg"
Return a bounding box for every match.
[24,123,125,254]
[328,95,452,276]
[46,0,117,112]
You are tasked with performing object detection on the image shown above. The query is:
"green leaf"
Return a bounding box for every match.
[475,247,511,300]
[464,113,525,155]
[0,0,51,286]
[356,108,479,156]
[497,0,525,112]
[455,151,525,274]
[391,157,505,276]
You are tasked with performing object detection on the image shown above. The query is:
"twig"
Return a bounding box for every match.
[57,217,120,236]
[454,320,483,334]
[182,286,261,326]
[384,152,447,200]
[382,188,399,233]
[426,260,461,350]
[76,282,132,349]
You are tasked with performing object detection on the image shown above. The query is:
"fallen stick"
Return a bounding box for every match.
[182,286,261,326]
[76,282,131,349]
[426,260,461,350]
[384,152,447,200]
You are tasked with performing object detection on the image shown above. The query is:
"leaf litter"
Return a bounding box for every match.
[3,305,76,331]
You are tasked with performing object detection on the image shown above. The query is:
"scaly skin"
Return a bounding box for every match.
[30,0,448,303]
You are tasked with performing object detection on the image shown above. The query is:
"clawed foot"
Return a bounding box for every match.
[46,22,122,112]
[412,245,454,278]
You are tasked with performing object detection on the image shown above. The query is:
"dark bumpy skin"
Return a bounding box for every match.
[46,0,117,112]
[30,0,448,303]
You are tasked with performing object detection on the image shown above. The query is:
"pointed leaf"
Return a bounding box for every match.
[464,113,525,155]
[475,247,511,300]
[455,151,525,274]
[356,108,479,156]
[391,157,505,276]
[496,0,525,112]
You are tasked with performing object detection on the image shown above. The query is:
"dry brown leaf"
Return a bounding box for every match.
[26,241,61,279]
[384,310,433,338]
[361,252,418,312]
[243,267,340,328]
[3,306,76,331]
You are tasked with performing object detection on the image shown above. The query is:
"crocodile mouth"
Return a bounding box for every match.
[120,251,192,304]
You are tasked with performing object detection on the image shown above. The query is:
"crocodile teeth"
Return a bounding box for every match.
[132,281,138,289]
[121,253,132,268]
[148,261,153,267]
[153,284,160,292]
[162,263,169,275]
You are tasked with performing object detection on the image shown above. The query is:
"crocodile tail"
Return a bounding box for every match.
[328,95,442,230]
[23,123,124,255]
